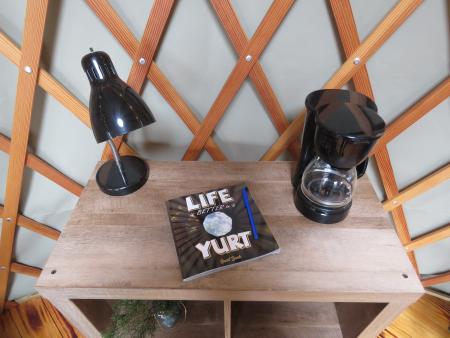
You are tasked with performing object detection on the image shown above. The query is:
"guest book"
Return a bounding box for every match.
[166,183,280,281]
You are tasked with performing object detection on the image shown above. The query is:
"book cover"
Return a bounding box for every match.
[166,183,280,281]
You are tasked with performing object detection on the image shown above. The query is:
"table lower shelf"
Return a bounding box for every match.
[73,299,387,338]
[232,301,343,338]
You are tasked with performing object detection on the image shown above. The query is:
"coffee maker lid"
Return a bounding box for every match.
[305,89,378,113]
[316,102,385,140]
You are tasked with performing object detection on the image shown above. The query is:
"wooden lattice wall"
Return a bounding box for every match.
[0,0,449,312]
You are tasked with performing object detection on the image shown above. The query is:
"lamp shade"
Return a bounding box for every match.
[81,51,155,143]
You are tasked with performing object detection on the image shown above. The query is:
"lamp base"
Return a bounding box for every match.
[96,155,149,196]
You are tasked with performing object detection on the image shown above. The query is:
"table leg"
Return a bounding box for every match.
[357,301,412,338]
[38,291,101,338]
[224,300,231,338]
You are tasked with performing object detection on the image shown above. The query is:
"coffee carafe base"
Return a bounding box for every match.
[294,189,351,224]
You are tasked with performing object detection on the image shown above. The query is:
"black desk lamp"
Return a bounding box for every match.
[81,50,155,196]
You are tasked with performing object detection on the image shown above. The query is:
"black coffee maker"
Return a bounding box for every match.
[292,89,385,224]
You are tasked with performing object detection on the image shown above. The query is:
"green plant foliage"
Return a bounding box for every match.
[103,300,183,338]
[103,300,156,338]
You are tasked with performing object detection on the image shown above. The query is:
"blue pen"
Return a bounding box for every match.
[242,186,259,240]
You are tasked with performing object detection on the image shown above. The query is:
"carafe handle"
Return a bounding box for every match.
[356,159,368,178]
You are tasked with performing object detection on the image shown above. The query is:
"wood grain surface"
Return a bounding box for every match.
[0,0,49,312]
[36,162,423,303]
[232,301,343,338]
[380,294,450,338]
[0,295,83,338]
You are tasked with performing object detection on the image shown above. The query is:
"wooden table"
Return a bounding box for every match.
[36,161,423,338]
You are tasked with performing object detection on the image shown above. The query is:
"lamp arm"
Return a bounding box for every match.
[107,138,128,185]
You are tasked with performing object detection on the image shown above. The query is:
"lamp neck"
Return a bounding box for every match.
[107,138,128,185]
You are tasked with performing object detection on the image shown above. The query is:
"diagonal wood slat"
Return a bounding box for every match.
[0,205,60,241]
[383,163,450,211]
[375,149,417,267]
[87,0,227,161]
[372,77,450,154]
[183,0,295,160]
[127,0,175,93]
[0,0,49,312]
[421,271,450,287]
[210,0,299,159]
[405,224,450,252]
[15,215,60,241]
[0,31,137,157]
[329,0,373,98]
[10,262,42,278]
[16,213,60,241]
[261,0,423,161]
[329,0,419,271]
[0,134,83,196]
[101,0,175,160]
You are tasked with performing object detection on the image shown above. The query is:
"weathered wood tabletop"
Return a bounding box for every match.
[37,161,422,303]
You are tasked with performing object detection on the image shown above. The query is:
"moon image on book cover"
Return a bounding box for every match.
[203,212,232,237]
[166,183,280,281]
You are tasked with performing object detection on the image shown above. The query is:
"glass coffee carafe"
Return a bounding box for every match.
[301,156,357,209]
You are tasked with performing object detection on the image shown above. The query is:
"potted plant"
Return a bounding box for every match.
[152,300,184,329]
[103,300,185,338]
